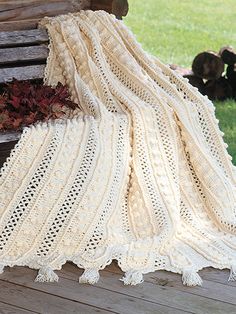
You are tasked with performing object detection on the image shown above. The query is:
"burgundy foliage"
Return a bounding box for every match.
[0,79,77,131]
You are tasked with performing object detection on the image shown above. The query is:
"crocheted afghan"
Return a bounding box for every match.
[0,10,236,287]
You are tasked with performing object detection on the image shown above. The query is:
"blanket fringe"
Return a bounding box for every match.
[120,270,144,285]
[79,268,100,285]
[0,264,4,274]
[228,264,236,281]
[35,266,59,283]
[182,268,203,286]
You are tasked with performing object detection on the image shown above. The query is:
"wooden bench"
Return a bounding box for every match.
[0,29,48,83]
[0,0,129,168]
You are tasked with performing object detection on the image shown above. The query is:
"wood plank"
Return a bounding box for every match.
[0,137,19,167]
[0,1,91,22]
[59,263,236,314]
[0,132,21,144]
[0,29,48,48]
[104,262,236,307]
[0,266,190,314]
[0,0,87,10]
[0,301,36,314]
[200,267,236,286]
[0,1,128,31]
[0,1,91,31]
[0,65,45,83]
[0,278,112,314]
[0,46,48,65]
[0,20,39,32]
[0,264,235,313]
[0,157,8,168]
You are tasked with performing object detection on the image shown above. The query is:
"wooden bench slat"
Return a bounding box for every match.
[0,134,20,168]
[0,19,39,32]
[0,0,90,31]
[0,64,45,83]
[0,132,21,144]
[0,45,48,65]
[0,29,48,48]
[0,0,91,22]
[0,0,78,11]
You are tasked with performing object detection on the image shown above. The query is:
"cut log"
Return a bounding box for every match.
[169,65,205,94]
[204,77,233,101]
[226,64,236,98]
[192,51,224,80]
[183,74,205,94]
[219,46,236,65]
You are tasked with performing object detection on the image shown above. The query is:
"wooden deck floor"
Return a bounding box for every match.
[0,261,236,314]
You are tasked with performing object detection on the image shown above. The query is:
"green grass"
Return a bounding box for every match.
[124,0,236,164]
[215,100,236,163]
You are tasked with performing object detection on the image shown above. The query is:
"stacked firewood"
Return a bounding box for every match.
[170,47,236,101]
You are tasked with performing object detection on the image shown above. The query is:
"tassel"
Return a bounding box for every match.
[79,268,100,285]
[182,268,203,286]
[35,266,59,283]
[120,270,144,286]
[228,264,236,281]
[0,264,4,274]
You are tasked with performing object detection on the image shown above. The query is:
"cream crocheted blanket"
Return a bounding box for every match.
[1,10,236,287]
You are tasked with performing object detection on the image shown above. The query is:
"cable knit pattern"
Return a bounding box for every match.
[0,10,236,286]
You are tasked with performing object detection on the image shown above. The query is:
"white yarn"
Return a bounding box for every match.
[0,264,4,274]
[182,268,203,286]
[79,268,100,285]
[120,270,144,285]
[228,263,236,281]
[35,266,59,283]
[0,11,235,286]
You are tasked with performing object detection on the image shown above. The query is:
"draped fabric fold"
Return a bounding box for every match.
[0,10,235,286]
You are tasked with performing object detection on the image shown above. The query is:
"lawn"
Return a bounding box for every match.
[124,0,236,164]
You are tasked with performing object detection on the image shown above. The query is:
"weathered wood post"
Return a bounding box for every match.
[91,0,129,19]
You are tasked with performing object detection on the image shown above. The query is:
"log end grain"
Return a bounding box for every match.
[183,74,205,94]
[192,51,224,80]
[205,77,233,101]
[219,46,236,65]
